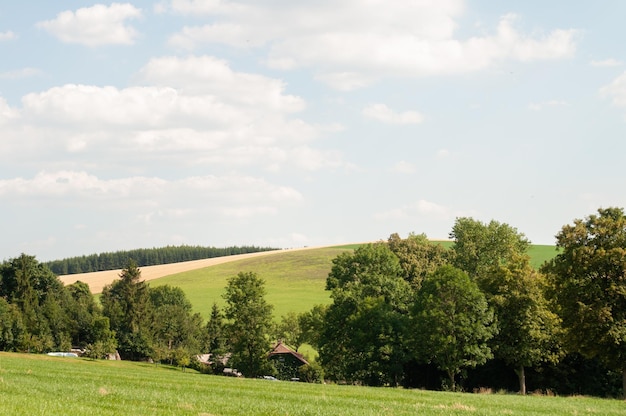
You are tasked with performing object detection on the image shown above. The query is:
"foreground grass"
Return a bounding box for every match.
[0,353,623,416]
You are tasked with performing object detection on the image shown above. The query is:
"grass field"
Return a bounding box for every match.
[150,243,559,320]
[150,247,351,319]
[0,352,623,416]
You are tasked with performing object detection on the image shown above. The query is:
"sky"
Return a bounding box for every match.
[2,1,626,262]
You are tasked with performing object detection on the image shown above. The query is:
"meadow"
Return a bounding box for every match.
[1,352,623,416]
[150,246,352,319]
[149,243,559,320]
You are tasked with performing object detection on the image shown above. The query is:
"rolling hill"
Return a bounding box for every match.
[60,242,559,320]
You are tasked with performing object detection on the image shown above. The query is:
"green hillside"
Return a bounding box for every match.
[151,246,351,319]
[0,352,622,415]
[151,243,558,320]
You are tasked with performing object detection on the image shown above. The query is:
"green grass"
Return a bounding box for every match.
[151,247,351,319]
[0,352,623,415]
[527,245,561,269]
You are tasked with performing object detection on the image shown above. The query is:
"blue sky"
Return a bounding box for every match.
[2,1,626,261]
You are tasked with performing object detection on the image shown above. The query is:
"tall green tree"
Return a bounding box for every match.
[0,254,73,352]
[412,265,496,391]
[387,232,451,288]
[149,285,203,365]
[481,255,563,394]
[543,207,626,397]
[450,218,529,279]
[223,271,274,377]
[297,304,327,351]
[320,243,411,386]
[101,260,153,360]
[204,302,226,354]
[274,311,305,352]
[0,298,24,351]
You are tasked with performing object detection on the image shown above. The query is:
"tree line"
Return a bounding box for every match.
[44,245,277,275]
[1,207,625,397]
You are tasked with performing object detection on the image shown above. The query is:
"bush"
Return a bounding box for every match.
[298,362,324,383]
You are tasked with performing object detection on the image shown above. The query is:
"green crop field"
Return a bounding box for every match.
[149,243,559,320]
[0,352,623,416]
[150,247,351,319]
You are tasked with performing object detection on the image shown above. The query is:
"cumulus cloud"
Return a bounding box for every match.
[601,72,626,108]
[0,30,16,41]
[36,3,142,46]
[0,171,303,217]
[3,55,345,174]
[0,97,18,124]
[363,103,424,125]
[392,161,416,174]
[374,200,452,221]
[164,1,577,89]
[0,68,43,79]
[528,100,569,111]
[136,55,304,111]
[590,59,622,67]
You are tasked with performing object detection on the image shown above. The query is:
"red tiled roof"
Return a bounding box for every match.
[268,341,309,365]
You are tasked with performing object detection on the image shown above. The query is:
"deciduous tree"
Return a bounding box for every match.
[412,265,496,391]
[223,271,274,377]
[481,255,563,394]
[387,232,451,288]
[450,218,529,279]
[320,243,411,386]
[543,207,626,397]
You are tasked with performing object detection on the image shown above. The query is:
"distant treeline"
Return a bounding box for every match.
[45,245,278,275]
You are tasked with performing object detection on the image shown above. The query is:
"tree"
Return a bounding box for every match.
[204,303,226,353]
[149,285,203,364]
[412,265,496,391]
[101,260,153,360]
[274,311,304,352]
[480,255,563,394]
[319,243,412,386]
[0,254,74,352]
[387,232,451,288]
[450,218,529,279]
[223,271,274,377]
[297,304,327,350]
[542,207,626,397]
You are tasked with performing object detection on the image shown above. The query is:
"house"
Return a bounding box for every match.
[267,341,309,373]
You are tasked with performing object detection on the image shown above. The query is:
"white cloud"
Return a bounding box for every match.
[600,72,626,108]
[36,3,142,46]
[363,103,424,125]
[0,171,303,218]
[136,55,304,111]
[164,2,577,89]
[392,161,416,174]
[0,30,16,41]
[528,100,569,111]
[590,59,622,67]
[437,149,450,159]
[0,68,43,79]
[4,56,345,174]
[0,97,18,124]
[374,199,452,221]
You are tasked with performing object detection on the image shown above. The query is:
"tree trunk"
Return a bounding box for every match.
[515,365,526,395]
[448,370,456,391]
[622,368,626,400]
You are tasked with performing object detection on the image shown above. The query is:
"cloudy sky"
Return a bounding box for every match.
[2,1,626,261]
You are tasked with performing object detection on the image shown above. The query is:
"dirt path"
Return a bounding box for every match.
[58,246,324,293]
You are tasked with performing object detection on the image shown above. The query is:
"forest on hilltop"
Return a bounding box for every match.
[44,245,278,275]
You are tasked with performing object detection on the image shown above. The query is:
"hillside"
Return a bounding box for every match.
[60,242,559,320]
